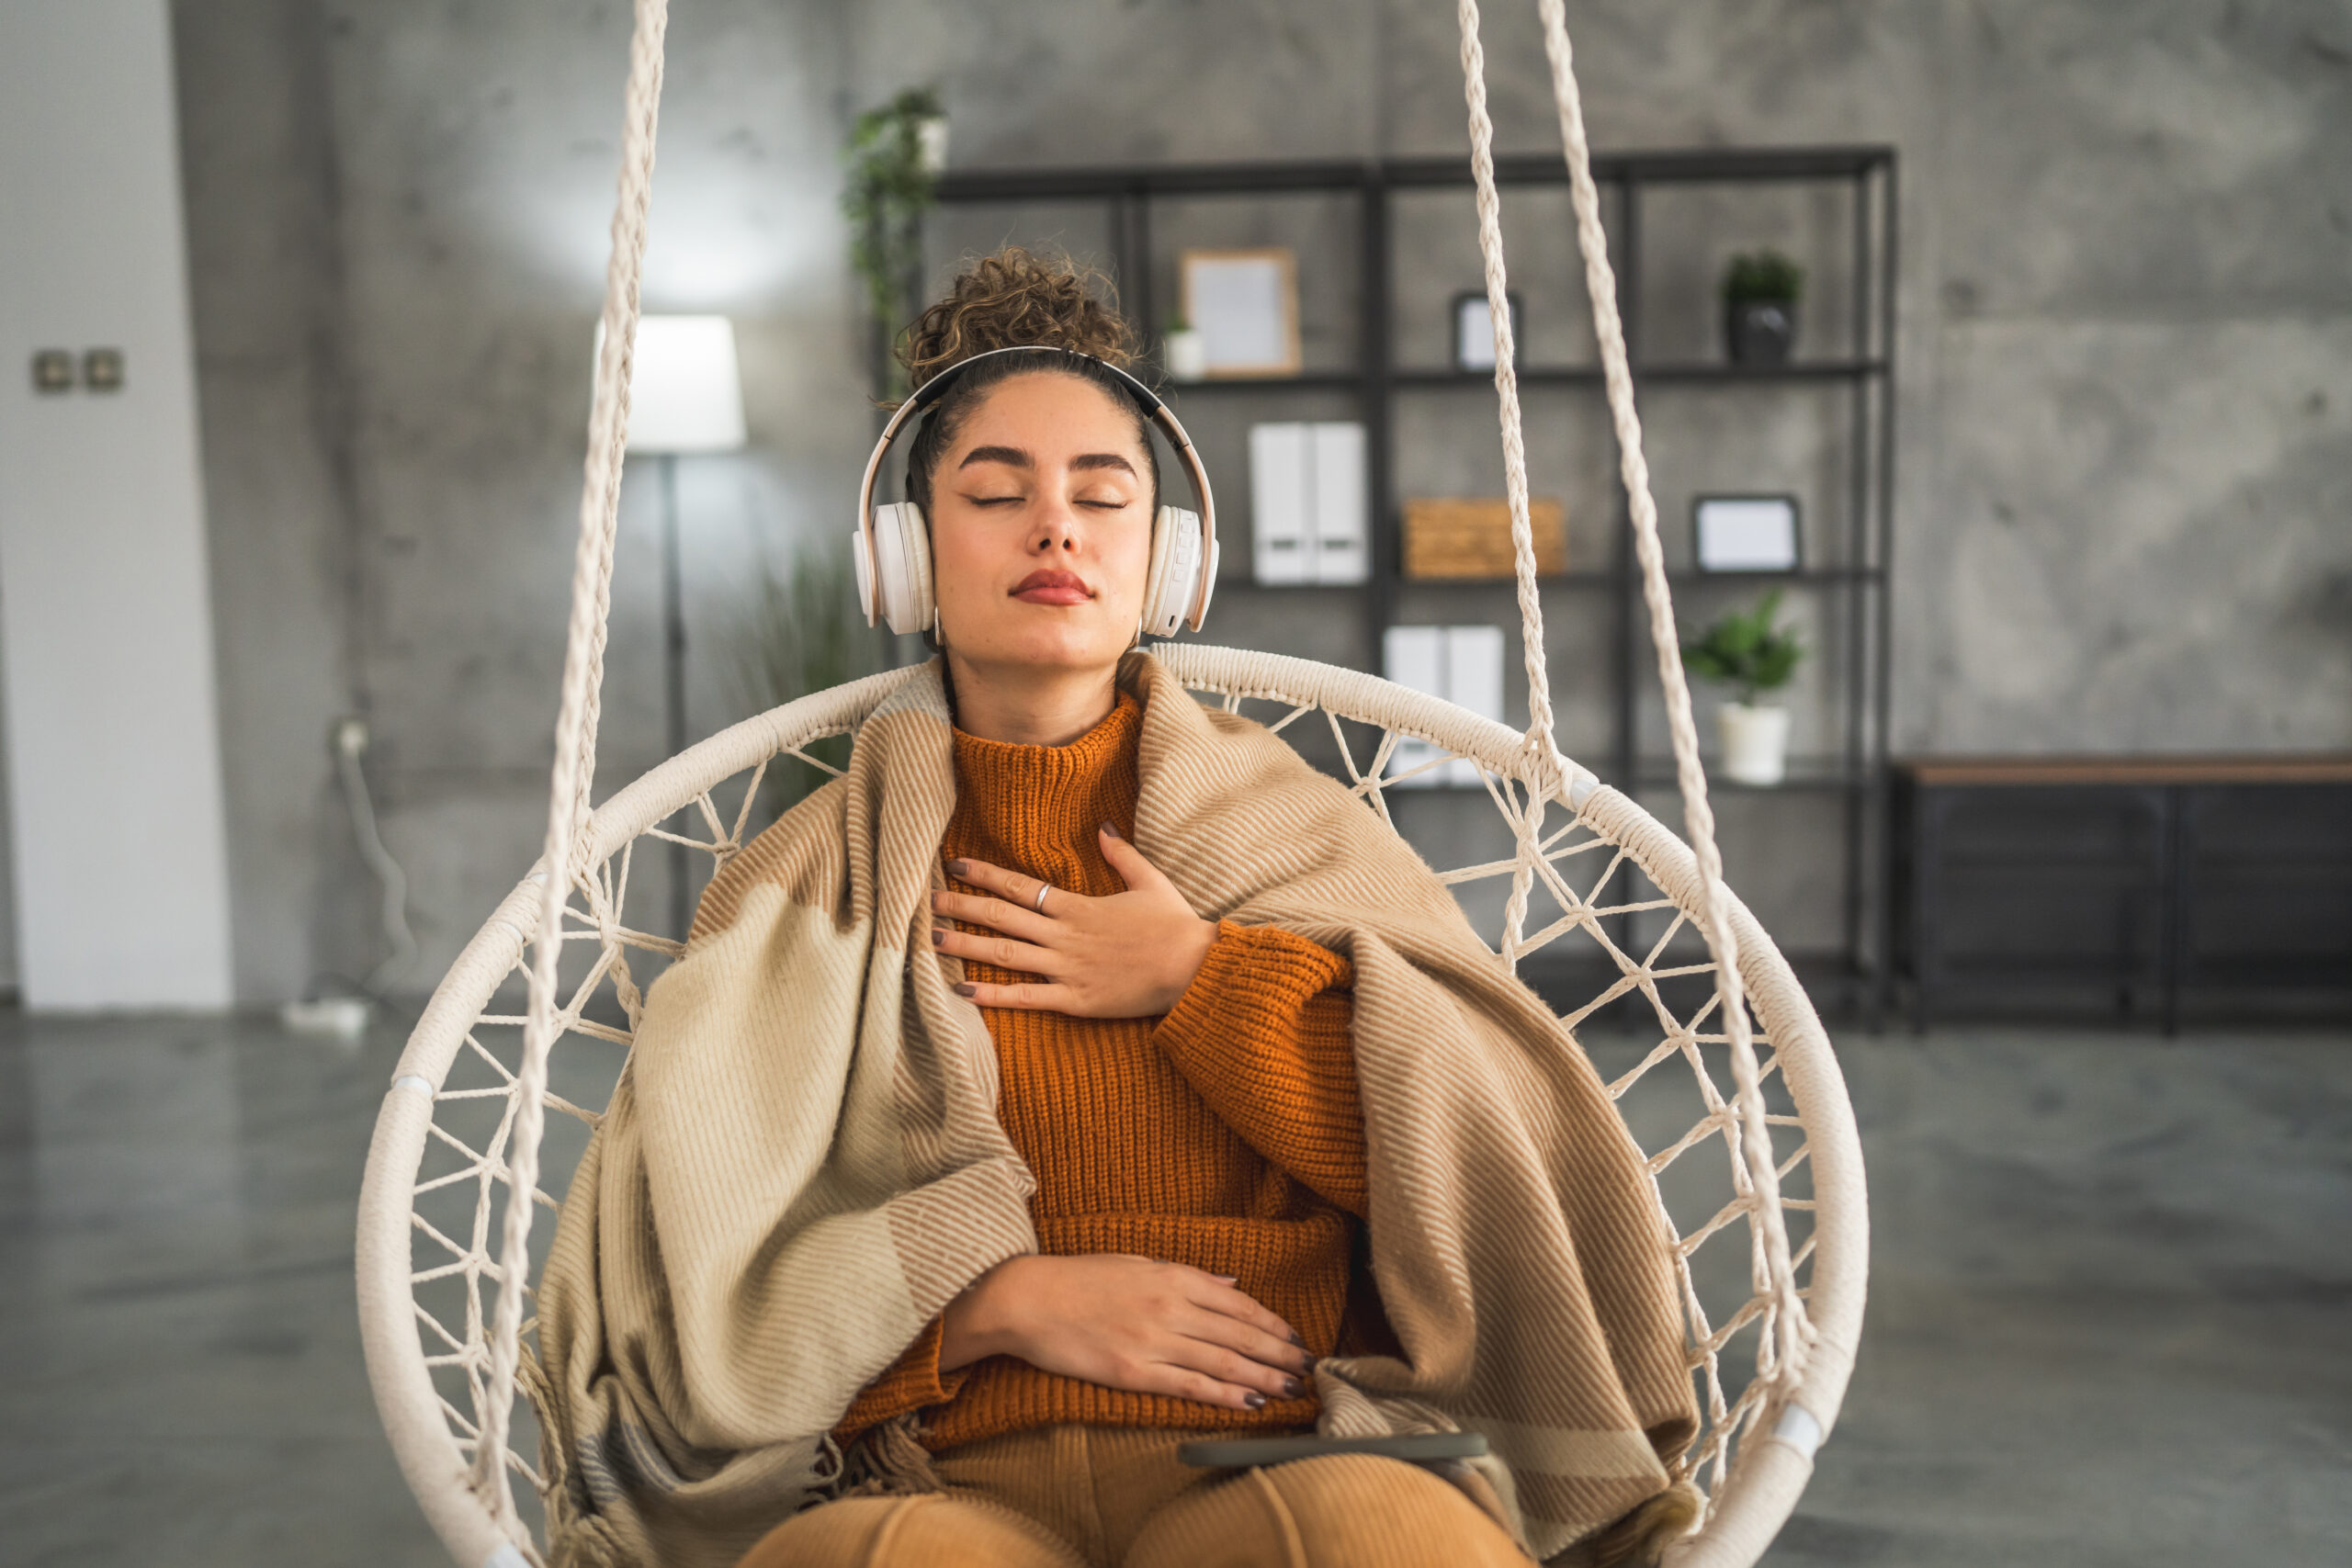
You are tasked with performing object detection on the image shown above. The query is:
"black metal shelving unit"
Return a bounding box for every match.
[929,146,1898,1013]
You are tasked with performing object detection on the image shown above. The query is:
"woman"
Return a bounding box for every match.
[531,252,1697,1568]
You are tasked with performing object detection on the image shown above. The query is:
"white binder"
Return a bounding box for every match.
[1249,423,1311,584]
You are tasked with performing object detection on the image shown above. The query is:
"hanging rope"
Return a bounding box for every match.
[474,0,670,1532]
[1524,0,1811,1389]
[1454,0,1566,799]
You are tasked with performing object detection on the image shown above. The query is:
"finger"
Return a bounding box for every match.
[1125,1357,1272,1413]
[933,926,1063,976]
[1174,1304,1314,1379]
[944,857,1061,913]
[1094,825,1168,892]
[932,889,1058,942]
[1185,1275,1304,1350]
[1155,1337,1302,1404]
[953,979,1080,1011]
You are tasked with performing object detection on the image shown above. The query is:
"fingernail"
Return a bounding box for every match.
[1100,820,1122,839]
[1300,1357,1318,1375]
[945,859,967,877]
[930,928,944,946]
[1288,1331,1306,1348]
[1243,1393,1266,1410]
[1212,1274,1238,1285]
[954,982,978,998]
[1280,1378,1301,1399]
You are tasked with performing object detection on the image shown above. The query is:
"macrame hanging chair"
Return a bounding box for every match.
[356,2,1869,1563]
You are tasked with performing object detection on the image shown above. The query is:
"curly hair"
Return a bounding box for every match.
[897,247,1136,388]
[893,248,1158,516]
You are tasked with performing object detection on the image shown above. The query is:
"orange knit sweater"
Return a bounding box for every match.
[836,691,1370,1451]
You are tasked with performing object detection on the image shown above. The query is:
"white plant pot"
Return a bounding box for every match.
[915,115,950,176]
[1164,329,1208,382]
[1717,701,1791,786]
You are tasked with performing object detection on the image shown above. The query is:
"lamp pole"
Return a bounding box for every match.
[610,313,744,945]
[661,451,690,943]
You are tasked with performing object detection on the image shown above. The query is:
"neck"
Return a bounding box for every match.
[945,651,1121,746]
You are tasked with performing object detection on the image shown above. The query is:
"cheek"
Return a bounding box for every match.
[1102,513,1156,604]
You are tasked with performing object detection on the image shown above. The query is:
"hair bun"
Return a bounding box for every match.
[898,247,1135,389]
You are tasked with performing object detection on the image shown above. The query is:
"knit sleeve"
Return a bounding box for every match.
[831,1316,971,1445]
[1153,920,1368,1219]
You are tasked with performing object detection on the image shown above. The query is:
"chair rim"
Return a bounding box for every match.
[357,645,1866,1568]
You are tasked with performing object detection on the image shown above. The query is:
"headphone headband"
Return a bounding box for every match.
[854,345,1218,632]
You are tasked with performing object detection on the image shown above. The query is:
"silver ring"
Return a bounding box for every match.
[1031,882,1051,913]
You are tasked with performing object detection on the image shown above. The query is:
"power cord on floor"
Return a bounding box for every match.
[284,716,418,1043]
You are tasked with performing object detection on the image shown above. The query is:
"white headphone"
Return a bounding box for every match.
[853,345,1220,641]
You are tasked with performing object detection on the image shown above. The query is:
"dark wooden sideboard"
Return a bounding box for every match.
[1891,756,2352,1032]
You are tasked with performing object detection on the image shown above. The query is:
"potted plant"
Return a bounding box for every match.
[1683,589,1804,785]
[1722,250,1803,367]
[842,86,944,399]
[1161,308,1208,381]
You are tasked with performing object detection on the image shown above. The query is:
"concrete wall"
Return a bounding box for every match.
[168,0,2352,1000]
[0,0,235,1010]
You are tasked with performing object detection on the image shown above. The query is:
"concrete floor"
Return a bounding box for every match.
[0,1010,2346,1566]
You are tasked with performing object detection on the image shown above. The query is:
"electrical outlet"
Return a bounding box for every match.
[30,350,73,393]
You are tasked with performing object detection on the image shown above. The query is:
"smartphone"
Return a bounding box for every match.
[1176,1431,1489,1470]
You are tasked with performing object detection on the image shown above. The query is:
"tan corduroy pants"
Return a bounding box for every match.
[735,1426,1534,1568]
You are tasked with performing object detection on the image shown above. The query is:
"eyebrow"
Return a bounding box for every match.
[957,445,1137,478]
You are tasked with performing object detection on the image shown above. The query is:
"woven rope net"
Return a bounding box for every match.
[356,3,1865,1565]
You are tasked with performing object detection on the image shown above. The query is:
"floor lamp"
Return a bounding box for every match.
[620,315,746,942]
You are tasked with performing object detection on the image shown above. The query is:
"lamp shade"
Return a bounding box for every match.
[614,315,746,453]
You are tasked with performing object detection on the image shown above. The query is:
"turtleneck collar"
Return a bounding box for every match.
[949,690,1142,874]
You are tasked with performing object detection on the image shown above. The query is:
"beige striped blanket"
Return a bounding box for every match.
[530,651,1696,1568]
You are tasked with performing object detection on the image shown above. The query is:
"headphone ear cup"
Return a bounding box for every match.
[1139,506,1203,640]
[869,502,935,635]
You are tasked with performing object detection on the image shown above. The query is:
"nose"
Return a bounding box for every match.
[1030,498,1080,554]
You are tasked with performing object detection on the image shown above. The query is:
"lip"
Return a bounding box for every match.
[1010,569,1095,606]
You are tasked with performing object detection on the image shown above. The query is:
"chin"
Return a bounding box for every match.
[954,612,1133,675]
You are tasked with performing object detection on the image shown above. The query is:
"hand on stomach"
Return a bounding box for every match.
[940,1253,1315,1411]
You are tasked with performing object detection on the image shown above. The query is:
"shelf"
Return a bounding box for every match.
[934,146,1895,203]
[929,142,1898,999]
[1162,372,1367,394]
[1159,362,1888,394]
[1391,359,1886,388]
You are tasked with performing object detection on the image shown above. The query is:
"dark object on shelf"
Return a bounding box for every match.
[1723,250,1803,366]
[1404,496,1566,580]
[1693,494,1802,573]
[928,149,1896,1008]
[30,349,75,393]
[1726,299,1797,366]
[1892,755,2352,1032]
[1452,288,1522,371]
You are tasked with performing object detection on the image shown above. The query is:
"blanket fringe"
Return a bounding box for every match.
[833,1416,945,1500]
[1552,1481,1704,1568]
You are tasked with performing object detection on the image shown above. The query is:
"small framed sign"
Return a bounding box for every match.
[1693,493,1803,573]
[1180,249,1302,378]
[1453,289,1523,371]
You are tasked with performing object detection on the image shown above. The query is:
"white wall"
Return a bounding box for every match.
[0,0,234,1009]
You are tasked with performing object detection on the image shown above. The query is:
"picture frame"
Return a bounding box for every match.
[1452,289,1523,371]
[1180,248,1302,378]
[1693,493,1803,573]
